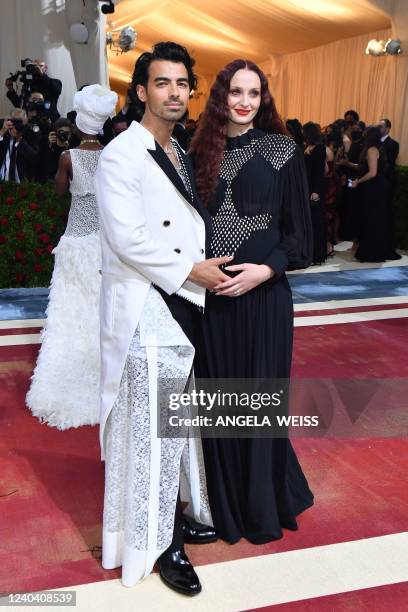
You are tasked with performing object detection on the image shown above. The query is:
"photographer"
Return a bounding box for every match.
[0,109,40,182]
[26,92,56,135]
[5,58,62,119]
[37,117,77,183]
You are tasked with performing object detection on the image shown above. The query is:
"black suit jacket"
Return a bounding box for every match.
[0,129,41,181]
[382,136,399,184]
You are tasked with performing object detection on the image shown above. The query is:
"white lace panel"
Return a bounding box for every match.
[103,287,209,552]
[65,149,101,237]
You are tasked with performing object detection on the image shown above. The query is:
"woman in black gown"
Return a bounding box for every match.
[190,60,314,544]
[302,122,327,264]
[350,126,396,262]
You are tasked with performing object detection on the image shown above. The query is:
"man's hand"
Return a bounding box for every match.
[188,256,233,290]
[10,126,23,142]
[5,78,14,91]
[214,263,274,297]
[48,131,57,147]
[0,118,13,137]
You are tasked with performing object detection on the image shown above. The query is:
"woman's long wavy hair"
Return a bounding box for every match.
[189,59,287,206]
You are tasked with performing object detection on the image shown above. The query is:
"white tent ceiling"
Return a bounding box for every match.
[107,0,391,89]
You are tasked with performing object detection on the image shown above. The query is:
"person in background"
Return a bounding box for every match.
[303,121,327,264]
[0,108,40,182]
[5,59,61,119]
[324,126,343,255]
[111,113,128,137]
[37,118,77,183]
[349,126,400,262]
[26,85,118,430]
[344,109,359,128]
[286,118,304,149]
[336,124,364,247]
[378,117,401,259]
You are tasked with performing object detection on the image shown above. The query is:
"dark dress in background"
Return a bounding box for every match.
[304,144,327,263]
[195,129,314,544]
[355,147,392,262]
[338,140,363,241]
[324,158,341,248]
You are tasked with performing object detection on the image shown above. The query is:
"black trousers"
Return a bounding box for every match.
[154,286,202,553]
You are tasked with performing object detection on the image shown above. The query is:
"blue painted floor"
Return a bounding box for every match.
[290,266,408,304]
[1,266,408,320]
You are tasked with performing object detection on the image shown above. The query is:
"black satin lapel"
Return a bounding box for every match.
[148,144,192,204]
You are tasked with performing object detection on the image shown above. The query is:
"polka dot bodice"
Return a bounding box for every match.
[210,131,296,258]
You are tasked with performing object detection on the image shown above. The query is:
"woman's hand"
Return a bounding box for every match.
[350,179,359,189]
[213,263,274,297]
[310,192,320,201]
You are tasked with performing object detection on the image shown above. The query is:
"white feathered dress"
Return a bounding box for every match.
[26,148,102,429]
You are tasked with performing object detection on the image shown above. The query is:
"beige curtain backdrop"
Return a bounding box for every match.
[259,28,408,164]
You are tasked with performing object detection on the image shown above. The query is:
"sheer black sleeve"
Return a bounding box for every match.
[264,145,313,276]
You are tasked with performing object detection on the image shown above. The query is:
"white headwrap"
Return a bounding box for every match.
[74,84,118,134]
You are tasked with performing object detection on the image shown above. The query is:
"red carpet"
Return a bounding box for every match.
[0,317,407,595]
[244,580,408,611]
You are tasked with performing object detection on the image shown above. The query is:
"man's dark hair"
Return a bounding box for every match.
[380,117,392,129]
[286,118,303,148]
[363,125,382,149]
[302,121,323,145]
[54,118,74,131]
[333,118,348,131]
[344,109,359,123]
[129,42,197,115]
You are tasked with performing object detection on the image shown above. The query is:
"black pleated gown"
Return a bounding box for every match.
[196,129,314,544]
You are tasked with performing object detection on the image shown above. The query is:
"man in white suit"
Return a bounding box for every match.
[95,42,231,595]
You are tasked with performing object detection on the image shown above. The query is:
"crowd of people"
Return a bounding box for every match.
[286,111,401,264]
[0,59,139,184]
[1,60,402,266]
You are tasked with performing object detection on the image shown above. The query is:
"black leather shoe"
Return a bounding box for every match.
[182,515,218,544]
[158,549,202,596]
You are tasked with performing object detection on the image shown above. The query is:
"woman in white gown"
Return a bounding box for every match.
[26,85,118,429]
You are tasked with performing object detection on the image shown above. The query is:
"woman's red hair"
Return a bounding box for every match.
[190,59,287,206]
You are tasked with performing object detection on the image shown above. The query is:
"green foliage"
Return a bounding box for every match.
[0,181,70,288]
[395,166,408,250]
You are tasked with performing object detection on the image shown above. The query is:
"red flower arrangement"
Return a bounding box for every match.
[0,181,70,287]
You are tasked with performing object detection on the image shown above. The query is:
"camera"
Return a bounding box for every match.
[8,58,40,86]
[56,129,70,142]
[21,58,40,76]
[27,99,51,113]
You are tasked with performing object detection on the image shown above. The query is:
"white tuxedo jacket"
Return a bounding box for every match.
[95,121,207,458]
